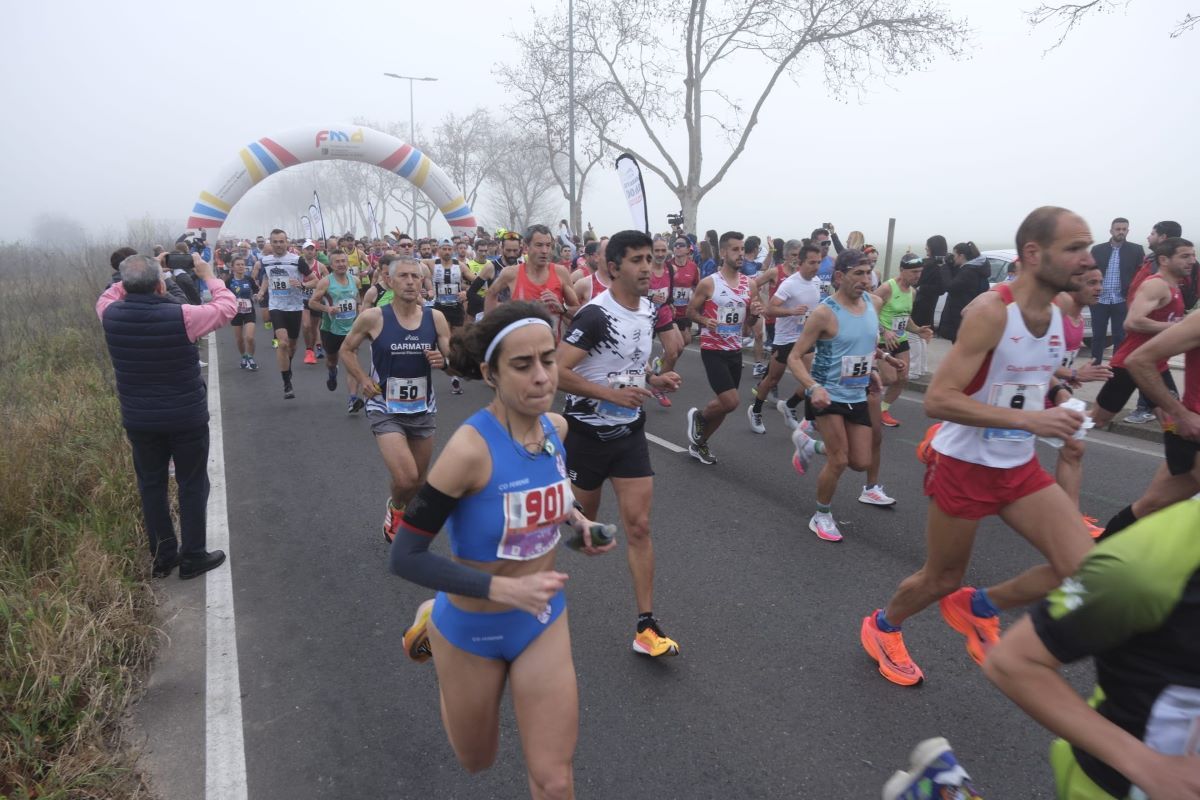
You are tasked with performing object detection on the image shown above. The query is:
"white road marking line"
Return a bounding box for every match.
[205,337,249,800]
[646,432,688,453]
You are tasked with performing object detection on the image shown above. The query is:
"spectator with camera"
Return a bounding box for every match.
[158,241,204,304]
[95,253,237,579]
[937,241,986,342]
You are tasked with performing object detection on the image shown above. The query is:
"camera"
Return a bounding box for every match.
[666,211,685,229]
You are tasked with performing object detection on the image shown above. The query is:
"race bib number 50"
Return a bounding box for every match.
[386,376,428,415]
[498,479,570,560]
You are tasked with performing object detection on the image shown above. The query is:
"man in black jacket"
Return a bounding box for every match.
[1089,217,1145,364]
[96,254,237,579]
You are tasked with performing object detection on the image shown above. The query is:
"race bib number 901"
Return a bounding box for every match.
[498,479,570,560]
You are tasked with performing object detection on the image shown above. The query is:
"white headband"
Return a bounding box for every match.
[483,317,554,363]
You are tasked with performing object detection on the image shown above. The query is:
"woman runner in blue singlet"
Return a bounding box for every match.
[389,302,615,798]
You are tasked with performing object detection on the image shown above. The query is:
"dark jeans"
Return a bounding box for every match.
[1090,301,1126,364]
[126,424,210,562]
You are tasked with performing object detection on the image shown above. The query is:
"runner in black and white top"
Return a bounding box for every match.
[556,230,683,658]
[430,238,470,394]
[257,228,312,399]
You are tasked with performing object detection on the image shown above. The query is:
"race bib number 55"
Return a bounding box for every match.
[498,479,570,560]
[839,355,872,388]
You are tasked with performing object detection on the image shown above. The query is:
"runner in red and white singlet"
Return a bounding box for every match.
[1092,247,1189,430]
[647,237,683,408]
[1099,236,1199,539]
[860,206,1096,688]
[683,231,762,465]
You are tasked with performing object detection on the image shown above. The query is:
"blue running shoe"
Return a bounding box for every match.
[882,738,982,800]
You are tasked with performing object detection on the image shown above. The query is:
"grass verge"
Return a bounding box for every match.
[1,244,158,799]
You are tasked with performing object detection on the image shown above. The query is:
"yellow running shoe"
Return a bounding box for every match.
[633,619,680,657]
[402,599,434,663]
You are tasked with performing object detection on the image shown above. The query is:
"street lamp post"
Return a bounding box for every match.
[383,72,438,237]
[568,0,576,237]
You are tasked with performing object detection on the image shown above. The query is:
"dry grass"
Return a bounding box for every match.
[1,242,159,799]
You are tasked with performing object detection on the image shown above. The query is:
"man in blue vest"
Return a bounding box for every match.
[96,253,237,579]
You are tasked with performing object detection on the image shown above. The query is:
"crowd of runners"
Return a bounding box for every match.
[135,209,1199,799]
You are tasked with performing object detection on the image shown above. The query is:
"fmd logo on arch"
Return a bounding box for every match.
[315,129,365,148]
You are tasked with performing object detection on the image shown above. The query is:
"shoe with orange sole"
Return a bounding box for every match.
[916,422,942,464]
[1082,515,1104,539]
[938,587,1000,666]
[861,612,924,686]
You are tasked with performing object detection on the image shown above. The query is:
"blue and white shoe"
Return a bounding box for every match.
[881,738,982,800]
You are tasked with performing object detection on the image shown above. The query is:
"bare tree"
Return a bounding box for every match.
[496,26,617,235]
[1028,1,1197,50]
[486,132,562,233]
[516,0,966,233]
[427,108,503,213]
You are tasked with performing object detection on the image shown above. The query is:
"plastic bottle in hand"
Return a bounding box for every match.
[563,517,617,551]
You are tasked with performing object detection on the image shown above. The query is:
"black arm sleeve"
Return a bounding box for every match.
[163,277,188,304]
[831,233,845,254]
[297,257,312,277]
[388,484,492,599]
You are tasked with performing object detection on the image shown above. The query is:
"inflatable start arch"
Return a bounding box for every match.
[185,124,476,236]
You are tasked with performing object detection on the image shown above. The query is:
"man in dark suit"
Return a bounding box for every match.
[1089,217,1145,364]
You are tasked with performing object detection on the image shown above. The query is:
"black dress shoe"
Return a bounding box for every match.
[152,555,181,578]
[179,550,227,580]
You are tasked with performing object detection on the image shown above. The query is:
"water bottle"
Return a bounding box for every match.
[563,520,617,551]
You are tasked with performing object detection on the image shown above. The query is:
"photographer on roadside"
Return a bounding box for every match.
[110,246,189,303]
[937,241,986,342]
[95,253,237,580]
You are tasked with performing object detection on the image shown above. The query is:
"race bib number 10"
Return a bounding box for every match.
[596,371,646,422]
[497,480,570,560]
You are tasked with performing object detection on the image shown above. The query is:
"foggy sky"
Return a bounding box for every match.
[3,0,1196,254]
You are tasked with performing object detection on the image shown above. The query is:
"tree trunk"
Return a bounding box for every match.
[679,187,702,237]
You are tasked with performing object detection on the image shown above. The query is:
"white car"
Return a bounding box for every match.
[932,249,1090,339]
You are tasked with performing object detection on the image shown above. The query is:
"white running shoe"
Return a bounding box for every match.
[747,405,766,434]
[790,428,820,475]
[752,362,767,378]
[776,399,800,431]
[808,512,842,542]
[858,484,897,506]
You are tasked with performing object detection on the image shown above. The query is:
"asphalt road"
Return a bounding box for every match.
[154,328,1166,799]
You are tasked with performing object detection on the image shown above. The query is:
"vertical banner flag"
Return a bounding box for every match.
[311,190,327,241]
[615,153,649,234]
[301,215,313,240]
[367,202,382,241]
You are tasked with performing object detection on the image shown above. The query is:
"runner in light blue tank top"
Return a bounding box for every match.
[811,294,880,404]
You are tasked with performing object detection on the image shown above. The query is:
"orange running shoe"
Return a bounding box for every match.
[916,422,942,464]
[383,498,404,543]
[402,599,434,663]
[1082,515,1104,539]
[881,410,901,428]
[304,348,317,365]
[938,587,1000,666]
[861,612,924,686]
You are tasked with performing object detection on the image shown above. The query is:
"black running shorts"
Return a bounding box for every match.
[805,397,872,428]
[1164,431,1200,476]
[700,349,743,395]
[565,428,653,491]
[269,309,303,340]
